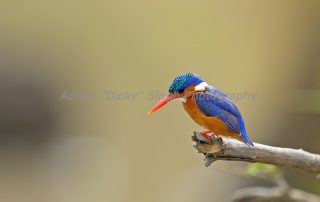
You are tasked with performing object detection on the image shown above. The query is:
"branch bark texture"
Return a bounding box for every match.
[192,133,320,173]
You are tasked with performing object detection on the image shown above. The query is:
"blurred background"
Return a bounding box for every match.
[0,0,319,201]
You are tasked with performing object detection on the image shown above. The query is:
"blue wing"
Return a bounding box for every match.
[194,86,253,146]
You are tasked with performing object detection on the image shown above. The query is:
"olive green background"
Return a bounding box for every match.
[0,0,319,201]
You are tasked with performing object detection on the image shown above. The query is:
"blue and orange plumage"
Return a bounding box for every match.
[148,73,254,146]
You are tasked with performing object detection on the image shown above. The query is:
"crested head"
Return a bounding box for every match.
[168,73,203,93]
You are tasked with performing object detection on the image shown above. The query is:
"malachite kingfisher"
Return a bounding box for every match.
[148,73,254,146]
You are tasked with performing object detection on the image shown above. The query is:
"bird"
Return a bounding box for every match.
[148,73,254,146]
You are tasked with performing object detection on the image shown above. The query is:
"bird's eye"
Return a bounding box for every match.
[178,89,184,94]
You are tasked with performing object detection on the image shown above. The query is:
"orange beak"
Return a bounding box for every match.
[147,93,178,115]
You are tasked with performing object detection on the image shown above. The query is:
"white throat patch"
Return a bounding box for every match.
[195,82,209,91]
[179,97,186,103]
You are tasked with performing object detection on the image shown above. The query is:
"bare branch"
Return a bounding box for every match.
[232,186,320,202]
[232,171,320,202]
[192,133,320,173]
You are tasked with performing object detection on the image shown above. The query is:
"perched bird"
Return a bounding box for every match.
[148,73,254,146]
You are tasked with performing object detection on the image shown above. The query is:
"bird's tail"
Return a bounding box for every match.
[238,118,254,146]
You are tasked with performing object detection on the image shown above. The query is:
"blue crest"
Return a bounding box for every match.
[168,73,203,93]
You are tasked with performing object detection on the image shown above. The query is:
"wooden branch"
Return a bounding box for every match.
[192,132,320,173]
[232,186,320,202]
[232,169,320,202]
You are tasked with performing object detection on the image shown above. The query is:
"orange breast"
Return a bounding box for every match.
[182,94,243,142]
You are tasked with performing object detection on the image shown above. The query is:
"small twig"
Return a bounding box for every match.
[232,186,320,202]
[232,171,320,202]
[192,132,320,173]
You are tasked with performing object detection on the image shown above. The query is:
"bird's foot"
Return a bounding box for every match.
[192,131,222,144]
[199,131,215,142]
[211,133,223,144]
